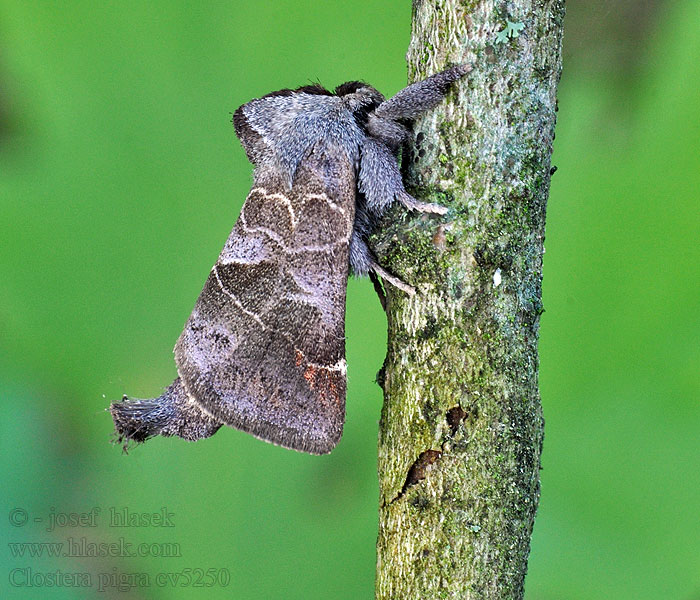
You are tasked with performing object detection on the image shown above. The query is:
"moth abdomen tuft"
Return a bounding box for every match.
[110,378,221,451]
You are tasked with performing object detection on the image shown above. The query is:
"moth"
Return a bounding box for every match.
[111,64,469,454]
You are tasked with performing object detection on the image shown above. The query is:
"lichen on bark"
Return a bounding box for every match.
[374,1,564,598]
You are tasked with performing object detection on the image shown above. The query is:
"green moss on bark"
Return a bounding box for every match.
[375,1,564,599]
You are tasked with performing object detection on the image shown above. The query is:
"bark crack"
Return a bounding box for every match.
[389,448,443,505]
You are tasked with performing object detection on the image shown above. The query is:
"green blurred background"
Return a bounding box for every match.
[1,1,698,598]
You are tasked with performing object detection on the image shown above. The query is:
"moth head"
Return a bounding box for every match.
[335,81,407,152]
[335,81,384,112]
[353,64,471,152]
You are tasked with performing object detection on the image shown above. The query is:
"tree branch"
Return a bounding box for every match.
[374,1,564,598]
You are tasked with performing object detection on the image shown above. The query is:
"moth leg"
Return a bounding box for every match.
[369,270,387,311]
[349,221,374,277]
[397,190,448,215]
[374,64,471,121]
[371,261,416,296]
[350,203,415,295]
[352,230,416,297]
[359,139,448,216]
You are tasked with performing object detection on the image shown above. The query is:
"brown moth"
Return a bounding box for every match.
[110,65,469,454]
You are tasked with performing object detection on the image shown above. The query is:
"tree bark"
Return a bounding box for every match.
[374,1,564,598]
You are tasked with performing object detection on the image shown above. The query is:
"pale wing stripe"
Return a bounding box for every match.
[250,186,299,227]
[304,192,346,215]
[211,264,269,331]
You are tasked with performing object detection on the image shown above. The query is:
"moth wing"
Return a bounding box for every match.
[233,92,362,185]
[174,140,355,454]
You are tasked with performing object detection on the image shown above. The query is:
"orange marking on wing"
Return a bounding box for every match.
[303,365,342,407]
[303,364,317,387]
